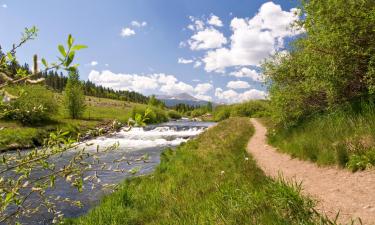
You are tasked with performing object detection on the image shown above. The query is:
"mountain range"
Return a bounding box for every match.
[156,93,211,107]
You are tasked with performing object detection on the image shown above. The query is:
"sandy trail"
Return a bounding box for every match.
[247,118,375,225]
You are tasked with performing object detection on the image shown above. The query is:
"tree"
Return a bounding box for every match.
[263,0,375,126]
[64,69,85,119]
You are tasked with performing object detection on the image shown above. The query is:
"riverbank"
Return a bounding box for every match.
[0,96,140,151]
[66,117,332,224]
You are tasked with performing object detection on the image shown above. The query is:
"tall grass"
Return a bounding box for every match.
[268,101,375,171]
[66,118,333,225]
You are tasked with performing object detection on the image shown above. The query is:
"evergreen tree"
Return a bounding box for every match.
[64,69,85,119]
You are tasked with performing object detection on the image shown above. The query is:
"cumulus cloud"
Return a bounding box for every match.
[208,14,223,27]
[215,88,266,103]
[187,16,205,31]
[88,70,214,101]
[120,28,135,37]
[188,28,227,50]
[194,2,302,72]
[177,58,194,64]
[230,67,265,82]
[226,80,251,89]
[131,20,147,27]
[90,61,98,66]
[195,83,213,94]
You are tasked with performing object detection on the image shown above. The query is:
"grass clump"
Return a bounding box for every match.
[66,118,331,225]
[268,101,375,170]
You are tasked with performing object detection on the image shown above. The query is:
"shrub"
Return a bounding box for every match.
[1,85,58,125]
[213,100,270,121]
[167,110,182,120]
[129,105,168,124]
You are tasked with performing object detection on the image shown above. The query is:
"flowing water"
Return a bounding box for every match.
[2,120,215,225]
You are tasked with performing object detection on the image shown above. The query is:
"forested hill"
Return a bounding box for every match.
[0,51,149,104]
[39,70,149,104]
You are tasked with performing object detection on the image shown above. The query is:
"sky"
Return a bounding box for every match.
[0,0,301,103]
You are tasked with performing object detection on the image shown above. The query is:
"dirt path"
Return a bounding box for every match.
[247,118,375,225]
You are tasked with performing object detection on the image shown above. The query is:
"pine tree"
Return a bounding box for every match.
[64,69,85,119]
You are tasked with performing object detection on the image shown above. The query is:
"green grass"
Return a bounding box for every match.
[66,118,332,225]
[268,102,375,171]
[0,95,139,151]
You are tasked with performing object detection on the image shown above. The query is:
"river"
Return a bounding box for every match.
[2,120,215,225]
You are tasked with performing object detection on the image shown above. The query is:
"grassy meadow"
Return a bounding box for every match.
[66,118,332,225]
[0,94,140,151]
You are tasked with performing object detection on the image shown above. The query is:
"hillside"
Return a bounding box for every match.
[0,94,143,151]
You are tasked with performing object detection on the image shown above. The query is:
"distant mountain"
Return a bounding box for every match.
[156,93,210,107]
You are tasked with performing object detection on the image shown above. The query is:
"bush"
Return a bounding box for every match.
[129,105,168,124]
[1,85,58,125]
[167,110,182,120]
[213,100,269,121]
[263,0,375,126]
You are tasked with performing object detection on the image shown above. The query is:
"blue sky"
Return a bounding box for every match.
[0,0,300,103]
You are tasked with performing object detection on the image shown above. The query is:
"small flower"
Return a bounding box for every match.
[220,170,225,175]
[245,157,249,161]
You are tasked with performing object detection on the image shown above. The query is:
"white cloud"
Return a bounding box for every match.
[88,70,215,100]
[230,67,265,82]
[199,2,301,72]
[177,58,194,64]
[208,14,223,27]
[195,83,213,94]
[193,61,202,68]
[120,28,136,37]
[187,16,205,31]
[194,94,212,102]
[131,20,147,27]
[105,63,109,67]
[215,88,266,103]
[90,61,98,66]
[1,4,7,8]
[226,80,250,89]
[188,28,227,50]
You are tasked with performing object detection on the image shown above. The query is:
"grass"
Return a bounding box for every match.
[268,102,375,171]
[65,117,332,225]
[0,95,139,151]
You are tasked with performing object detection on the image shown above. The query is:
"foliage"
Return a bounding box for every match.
[263,0,375,126]
[190,102,213,117]
[66,118,336,225]
[129,105,168,125]
[167,110,182,120]
[0,85,58,125]
[0,28,128,224]
[148,95,165,108]
[268,101,375,170]
[64,70,86,119]
[213,100,270,121]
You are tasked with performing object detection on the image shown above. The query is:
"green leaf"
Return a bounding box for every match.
[71,45,88,51]
[41,58,48,67]
[65,51,75,67]
[67,34,74,48]
[7,52,14,61]
[58,45,67,57]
